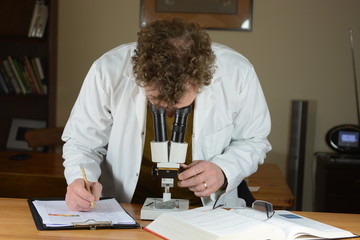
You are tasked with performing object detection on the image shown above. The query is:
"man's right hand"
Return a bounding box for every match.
[65,178,102,211]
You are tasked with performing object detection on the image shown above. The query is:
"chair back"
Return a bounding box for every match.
[24,127,64,153]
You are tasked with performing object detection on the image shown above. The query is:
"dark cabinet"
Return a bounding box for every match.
[315,152,360,213]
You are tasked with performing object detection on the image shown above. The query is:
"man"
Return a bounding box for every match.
[62,18,271,211]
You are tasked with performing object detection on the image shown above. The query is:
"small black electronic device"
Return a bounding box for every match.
[326,124,360,153]
[9,153,32,161]
[326,29,360,155]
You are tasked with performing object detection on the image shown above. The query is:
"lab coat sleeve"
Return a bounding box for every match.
[62,62,113,185]
[211,66,271,193]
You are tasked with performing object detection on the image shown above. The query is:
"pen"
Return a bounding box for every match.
[79,163,96,208]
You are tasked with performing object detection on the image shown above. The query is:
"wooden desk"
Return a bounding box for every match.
[248,163,295,209]
[0,151,294,209]
[0,151,67,198]
[0,198,359,240]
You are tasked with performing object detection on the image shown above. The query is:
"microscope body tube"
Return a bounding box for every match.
[169,142,187,163]
[168,105,191,164]
[151,105,191,166]
[150,142,169,164]
[150,104,169,163]
[149,104,192,203]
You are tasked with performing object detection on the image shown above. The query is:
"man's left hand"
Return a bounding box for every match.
[177,160,225,197]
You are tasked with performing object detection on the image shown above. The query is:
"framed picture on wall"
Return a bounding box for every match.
[6,118,46,151]
[140,0,253,31]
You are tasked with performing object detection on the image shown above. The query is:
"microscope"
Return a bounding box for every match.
[140,104,191,220]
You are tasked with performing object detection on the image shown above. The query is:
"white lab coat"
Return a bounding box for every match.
[62,42,271,206]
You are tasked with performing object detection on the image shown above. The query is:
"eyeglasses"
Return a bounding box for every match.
[213,195,275,220]
[251,200,275,219]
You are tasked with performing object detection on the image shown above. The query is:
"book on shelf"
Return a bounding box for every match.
[0,70,9,95]
[14,57,33,94]
[0,63,13,94]
[144,207,359,240]
[28,0,48,38]
[33,57,47,94]
[0,56,47,96]
[24,56,42,94]
[7,56,29,94]
[2,59,22,94]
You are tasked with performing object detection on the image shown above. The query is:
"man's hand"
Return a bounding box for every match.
[65,178,102,211]
[177,160,225,197]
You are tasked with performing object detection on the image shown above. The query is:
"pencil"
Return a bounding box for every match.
[79,163,96,208]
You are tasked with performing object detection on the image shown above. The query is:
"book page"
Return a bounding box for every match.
[33,198,136,227]
[275,210,357,239]
[145,207,285,240]
[234,209,356,240]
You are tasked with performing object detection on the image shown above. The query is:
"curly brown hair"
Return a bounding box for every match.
[132,18,215,107]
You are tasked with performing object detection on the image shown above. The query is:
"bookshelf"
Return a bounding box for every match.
[0,0,58,150]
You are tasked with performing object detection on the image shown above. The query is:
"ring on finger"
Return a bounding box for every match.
[203,182,208,189]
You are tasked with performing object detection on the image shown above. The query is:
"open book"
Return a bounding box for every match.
[144,207,359,240]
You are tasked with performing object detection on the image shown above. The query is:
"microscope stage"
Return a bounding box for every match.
[140,197,189,220]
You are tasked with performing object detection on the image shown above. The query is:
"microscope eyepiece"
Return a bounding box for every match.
[150,104,168,142]
[171,105,192,143]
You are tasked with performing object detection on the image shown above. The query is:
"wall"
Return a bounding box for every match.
[57,0,360,210]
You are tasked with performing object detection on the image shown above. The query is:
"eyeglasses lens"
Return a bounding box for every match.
[252,201,275,219]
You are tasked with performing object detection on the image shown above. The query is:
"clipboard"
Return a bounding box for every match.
[27,198,140,230]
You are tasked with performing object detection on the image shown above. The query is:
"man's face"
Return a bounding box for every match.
[145,84,197,117]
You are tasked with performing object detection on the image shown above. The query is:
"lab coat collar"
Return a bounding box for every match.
[124,54,136,81]
[131,85,147,134]
[193,69,221,142]
[125,59,147,132]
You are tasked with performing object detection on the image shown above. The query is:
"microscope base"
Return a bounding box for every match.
[140,197,189,220]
